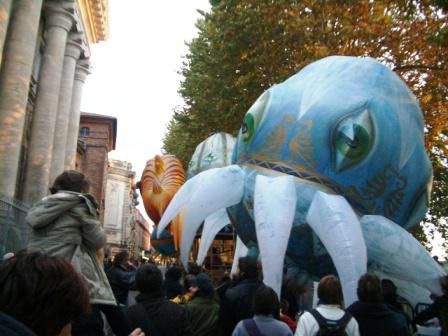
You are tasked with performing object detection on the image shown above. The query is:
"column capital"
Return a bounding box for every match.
[65,40,83,60]
[75,59,91,82]
[43,4,75,32]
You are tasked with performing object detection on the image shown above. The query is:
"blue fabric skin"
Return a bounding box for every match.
[228,56,432,277]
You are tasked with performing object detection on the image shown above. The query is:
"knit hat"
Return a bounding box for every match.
[191,273,214,296]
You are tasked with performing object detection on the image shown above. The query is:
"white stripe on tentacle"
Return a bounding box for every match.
[230,236,249,277]
[254,175,296,298]
[360,215,446,296]
[306,191,367,306]
[196,208,230,266]
[157,165,245,268]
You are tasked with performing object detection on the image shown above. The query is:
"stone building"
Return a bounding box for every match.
[0,0,108,256]
[0,0,108,205]
[104,159,150,258]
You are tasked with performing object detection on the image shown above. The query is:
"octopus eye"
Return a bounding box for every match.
[334,109,373,172]
[242,114,255,141]
[241,90,270,143]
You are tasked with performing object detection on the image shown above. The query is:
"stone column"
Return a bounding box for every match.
[64,59,90,170]
[0,0,13,66]
[23,5,74,203]
[0,0,43,199]
[49,35,83,183]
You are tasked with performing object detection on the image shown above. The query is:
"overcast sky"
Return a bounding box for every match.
[81,0,210,183]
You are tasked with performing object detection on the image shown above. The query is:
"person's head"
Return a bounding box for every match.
[238,256,258,279]
[50,170,90,194]
[357,273,382,303]
[165,266,183,281]
[113,250,129,266]
[136,264,163,295]
[0,251,90,336]
[317,274,343,305]
[280,299,289,314]
[253,285,280,317]
[184,274,197,292]
[381,279,397,304]
[188,262,203,275]
[440,275,448,295]
[190,273,215,298]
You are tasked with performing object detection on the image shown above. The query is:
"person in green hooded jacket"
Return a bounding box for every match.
[26,170,131,336]
[185,272,222,336]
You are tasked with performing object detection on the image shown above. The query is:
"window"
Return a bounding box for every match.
[79,127,90,137]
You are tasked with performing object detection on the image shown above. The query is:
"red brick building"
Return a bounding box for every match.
[77,112,117,222]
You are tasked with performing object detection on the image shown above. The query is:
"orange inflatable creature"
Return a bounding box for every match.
[139,155,185,251]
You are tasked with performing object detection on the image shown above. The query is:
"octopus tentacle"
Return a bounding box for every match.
[254,175,296,297]
[196,208,230,266]
[306,191,367,306]
[360,215,445,299]
[158,165,245,268]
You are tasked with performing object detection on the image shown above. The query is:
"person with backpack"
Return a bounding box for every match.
[232,285,292,336]
[296,275,359,336]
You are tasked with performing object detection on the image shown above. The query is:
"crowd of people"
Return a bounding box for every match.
[0,170,447,336]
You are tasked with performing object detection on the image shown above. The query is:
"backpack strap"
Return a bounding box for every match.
[310,309,353,331]
[243,318,264,336]
[336,312,353,330]
[310,309,328,329]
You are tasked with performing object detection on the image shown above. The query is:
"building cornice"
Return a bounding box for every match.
[77,0,109,44]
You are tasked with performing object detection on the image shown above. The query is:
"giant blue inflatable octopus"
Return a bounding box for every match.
[158,56,445,306]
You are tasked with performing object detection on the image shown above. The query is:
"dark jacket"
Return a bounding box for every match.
[123,292,191,336]
[185,296,221,336]
[347,301,410,336]
[107,264,136,305]
[414,294,448,336]
[219,277,263,335]
[0,312,34,336]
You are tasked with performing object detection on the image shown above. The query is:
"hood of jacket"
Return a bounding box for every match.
[26,191,97,229]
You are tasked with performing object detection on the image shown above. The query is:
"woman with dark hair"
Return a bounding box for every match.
[232,285,292,336]
[185,273,222,335]
[347,273,408,336]
[107,250,137,305]
[0,251,90,336]
[26,170,130,336]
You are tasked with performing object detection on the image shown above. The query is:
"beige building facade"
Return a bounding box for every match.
[104,159,150,258]
[0,0,109,205]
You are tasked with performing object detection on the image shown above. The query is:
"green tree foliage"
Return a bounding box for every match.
[163,0,448,249]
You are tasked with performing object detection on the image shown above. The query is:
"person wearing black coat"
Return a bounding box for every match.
[219,256,263,336]
[123,264,191,336]
[347,273,410,336]
[107,250,136,305]
[413,275,448,336]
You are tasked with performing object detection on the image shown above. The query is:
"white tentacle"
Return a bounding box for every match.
[230,236,249,277]
[196,209,230,266]
[306,191,367,306]
[158,165,244,268]
[361,215,446,297]
[254,175,296,298]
